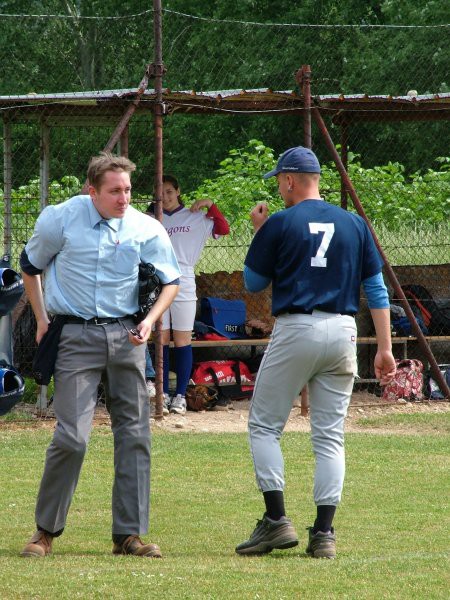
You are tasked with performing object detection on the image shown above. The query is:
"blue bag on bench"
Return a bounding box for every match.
[200,297,247,339]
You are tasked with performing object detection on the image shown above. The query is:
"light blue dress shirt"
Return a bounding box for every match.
[26,195,181,319]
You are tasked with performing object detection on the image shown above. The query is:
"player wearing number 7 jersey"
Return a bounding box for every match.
[235,146,396,558]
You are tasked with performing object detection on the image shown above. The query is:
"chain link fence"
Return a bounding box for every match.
[0,6,448,412]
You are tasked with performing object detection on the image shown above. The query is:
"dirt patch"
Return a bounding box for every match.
[4,392,449,434]
[149,393,450,435]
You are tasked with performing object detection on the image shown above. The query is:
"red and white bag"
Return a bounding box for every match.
[191,360,254,399]
[382,359,424,402]
[191,360,253,386]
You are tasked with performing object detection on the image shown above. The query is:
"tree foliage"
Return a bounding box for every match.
[187,140,450,229]
[1,142,448,248]
[0,1,448,194]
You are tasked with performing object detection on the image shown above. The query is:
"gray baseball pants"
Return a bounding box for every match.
[249,311,357,506]
[34,319,150,536]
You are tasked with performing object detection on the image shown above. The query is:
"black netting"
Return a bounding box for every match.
[0,7,448,413]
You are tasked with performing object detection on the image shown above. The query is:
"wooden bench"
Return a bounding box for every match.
[171,335,450,352]
[170,335,450,385]
[170,337,270,356]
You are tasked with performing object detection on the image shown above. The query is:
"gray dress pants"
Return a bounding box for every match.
[35,319,150,536]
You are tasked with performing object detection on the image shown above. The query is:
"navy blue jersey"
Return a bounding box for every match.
[244,199,383,316]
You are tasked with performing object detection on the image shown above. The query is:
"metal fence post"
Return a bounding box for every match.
[152,0,166,419]
[36,118,51,411]
[39,118,50,210]
[296,65,312,149]
[340,120,349,210]
[3,117,12,257]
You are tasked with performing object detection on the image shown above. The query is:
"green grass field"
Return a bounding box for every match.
[0,423,449,599]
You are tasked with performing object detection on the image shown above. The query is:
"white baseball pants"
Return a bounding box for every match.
[248,310,357,506]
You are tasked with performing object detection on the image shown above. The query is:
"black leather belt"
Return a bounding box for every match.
[65,316,133,325]
[276,307,355,317]
[287,307,313,315]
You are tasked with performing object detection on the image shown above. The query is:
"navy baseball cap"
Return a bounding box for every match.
[263,146,321,179]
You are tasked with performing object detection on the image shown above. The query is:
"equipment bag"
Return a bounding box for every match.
[424,364,450,400]
[391,314,428,336]
[191,360,254,400]
[200,297,246,339]
[382,359,424,402]
[0,360,25,416]
[401,284,450,335]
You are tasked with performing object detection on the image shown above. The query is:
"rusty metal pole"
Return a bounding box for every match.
[3,117,12,257]
[295,65,312,416]
[296,65,312,149]
[152,0,166,419]
[302,65,312,149]
[80,70,151,194]
[39,118,50,210]
[340,120,349,210]
[119,124,129,158]
[37,117,51,411]
[312,107,450,399]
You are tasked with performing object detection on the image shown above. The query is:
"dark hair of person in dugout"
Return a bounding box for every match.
[146,174,182,214]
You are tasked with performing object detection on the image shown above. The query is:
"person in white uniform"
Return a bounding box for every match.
[147,175,230,415]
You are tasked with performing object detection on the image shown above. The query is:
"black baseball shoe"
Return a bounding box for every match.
[305,526,336,559]
[235,514,299,555]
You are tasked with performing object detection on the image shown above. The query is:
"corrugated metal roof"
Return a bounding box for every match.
[1,88,449,102]
[0,89,448,121]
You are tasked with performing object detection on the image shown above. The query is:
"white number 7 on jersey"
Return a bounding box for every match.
[309,223,335,267]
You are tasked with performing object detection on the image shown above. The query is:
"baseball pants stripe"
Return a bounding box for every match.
[249,311,357,506]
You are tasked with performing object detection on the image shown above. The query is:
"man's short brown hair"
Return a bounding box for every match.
[291,172,320,184]
[87,152,136,190]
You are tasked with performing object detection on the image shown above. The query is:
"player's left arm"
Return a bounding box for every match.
[207,203,229,236]
[362,272,396,385]
[132,282,179,345]
[190,199,230,236]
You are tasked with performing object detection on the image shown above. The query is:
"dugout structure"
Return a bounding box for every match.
[1,2,449,410]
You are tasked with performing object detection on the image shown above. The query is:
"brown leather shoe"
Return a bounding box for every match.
[21,530,53,558]
[112,535,162,558]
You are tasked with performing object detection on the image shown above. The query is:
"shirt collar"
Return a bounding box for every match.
[87,197,121,232]
[163,203,185,216]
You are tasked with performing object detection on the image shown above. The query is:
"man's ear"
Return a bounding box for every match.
[88,185,97,201]
[286,174,295,191]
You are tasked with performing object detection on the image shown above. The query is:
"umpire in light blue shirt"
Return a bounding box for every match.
[20,152,181,559]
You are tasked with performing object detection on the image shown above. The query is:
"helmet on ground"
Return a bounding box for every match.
[0,362,25,416]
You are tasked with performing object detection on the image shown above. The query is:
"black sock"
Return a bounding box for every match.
[313,505,336,533]
[263,490,286,521]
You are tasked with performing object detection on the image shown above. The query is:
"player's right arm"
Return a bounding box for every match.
[20,204,64,343]
[244,207,280,285]
[250,202,269,233]
[243,266,270,292]
[21,272,49,344]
